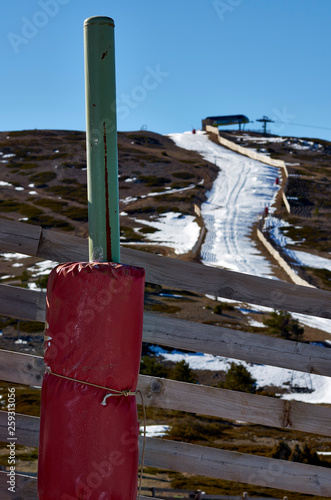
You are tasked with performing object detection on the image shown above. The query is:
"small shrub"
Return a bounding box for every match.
[140,356,169,378]
[18,204,44,217]
[18,320,45,333]
[148,304,181,314]
[271,442,328,468]
[46,185,87,203]
[219,362,256,393]
[271,440,292,460]
[166,416,225,443]
[29,215,74,231]
[263,310,304,340]
[172,172,194,179]
[63,206,88,222]
[138,175,171,187]
[14,162,38,170]
[35,274,49,290]
[34,198,68,211]
[0,200,21,212]
[213,304,223,315]
[120,226,145,242]
[170,360,196,384]
[29,172,56,186]
[139,227,158,234]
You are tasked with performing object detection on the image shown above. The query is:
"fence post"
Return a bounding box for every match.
[84,16,120,263]
[242,493,248,499]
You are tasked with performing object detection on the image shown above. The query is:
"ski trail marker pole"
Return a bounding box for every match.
[84,16,120,263]
[38,17,145,499]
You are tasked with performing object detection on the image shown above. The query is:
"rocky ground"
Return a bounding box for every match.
[1,128,331,499]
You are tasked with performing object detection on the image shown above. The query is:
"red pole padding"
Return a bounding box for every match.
[38,261,145,500]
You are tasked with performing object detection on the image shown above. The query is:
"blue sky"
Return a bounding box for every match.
[1,0,331,141]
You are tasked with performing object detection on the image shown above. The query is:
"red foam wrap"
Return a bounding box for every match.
[38,261,145,500]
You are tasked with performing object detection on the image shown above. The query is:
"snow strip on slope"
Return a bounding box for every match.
[169,131,280,277]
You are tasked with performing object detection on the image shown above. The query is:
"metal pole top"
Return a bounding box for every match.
[84,16,115,28]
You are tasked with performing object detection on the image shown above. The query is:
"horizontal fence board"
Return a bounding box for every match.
[2,284,331,379]
[1,352,331,439]
[1,219,331,319]
[0,284,45,323]
[142,312,331,378]
[0,219,41,258]
[138,375,331,437]
[0,410,40,448]
[0,470,38,500]
[0,414,330,497]
[0,349,44,387]
[0,284,46,322]
[140,437,331,497]
[0,471,157,500]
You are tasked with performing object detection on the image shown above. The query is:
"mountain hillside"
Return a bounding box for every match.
[1,128,331,352]
[1,129,331,498]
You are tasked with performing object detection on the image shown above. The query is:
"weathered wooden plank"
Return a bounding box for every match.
[1,218,331,318]
[0,284,46,322]
[0,411,40,448]
[122,247,331,319]
[37,227,87,263]
[0,471,38,500]
[137,375,331,437]
[0,417,330,497]
[141,437,331,497]
[2,360,331,441]
[2,285,331,379]
[0,471,158,500]
[0,285,45,323]
[0,218,87,262]
[142,312,331,378]
[0,350,45,387]
[0,219,41,257]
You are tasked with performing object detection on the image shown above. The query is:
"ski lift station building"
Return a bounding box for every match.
[202,114,249,130]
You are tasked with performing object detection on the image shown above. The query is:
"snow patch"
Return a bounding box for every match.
[135,212,200,254]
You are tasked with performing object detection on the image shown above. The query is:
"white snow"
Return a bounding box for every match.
[140,183,195,199]
[265,215,331,271]
[134,212,200,255]
[236,135,286,143]
[0,181,13,187]
[27,260,55,277]
[156,346,331,404]
[0,252,29,260]
[160,130,331,404]
[169,131,280,276]
[121,196,138,204]
[140,425,169,437]
[291,250,331,272]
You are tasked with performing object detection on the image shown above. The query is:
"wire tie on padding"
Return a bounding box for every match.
[46,370,136,402]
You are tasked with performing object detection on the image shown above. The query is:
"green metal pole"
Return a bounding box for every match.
[84,16,120,263]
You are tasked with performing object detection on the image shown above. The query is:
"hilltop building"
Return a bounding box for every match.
[202,114,249,131]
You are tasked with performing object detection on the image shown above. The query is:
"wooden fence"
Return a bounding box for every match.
[140,488,290,499]
[205,125,292,214]
[1,218,331,498]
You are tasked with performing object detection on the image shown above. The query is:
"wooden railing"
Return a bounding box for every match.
[1,218,331,498]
